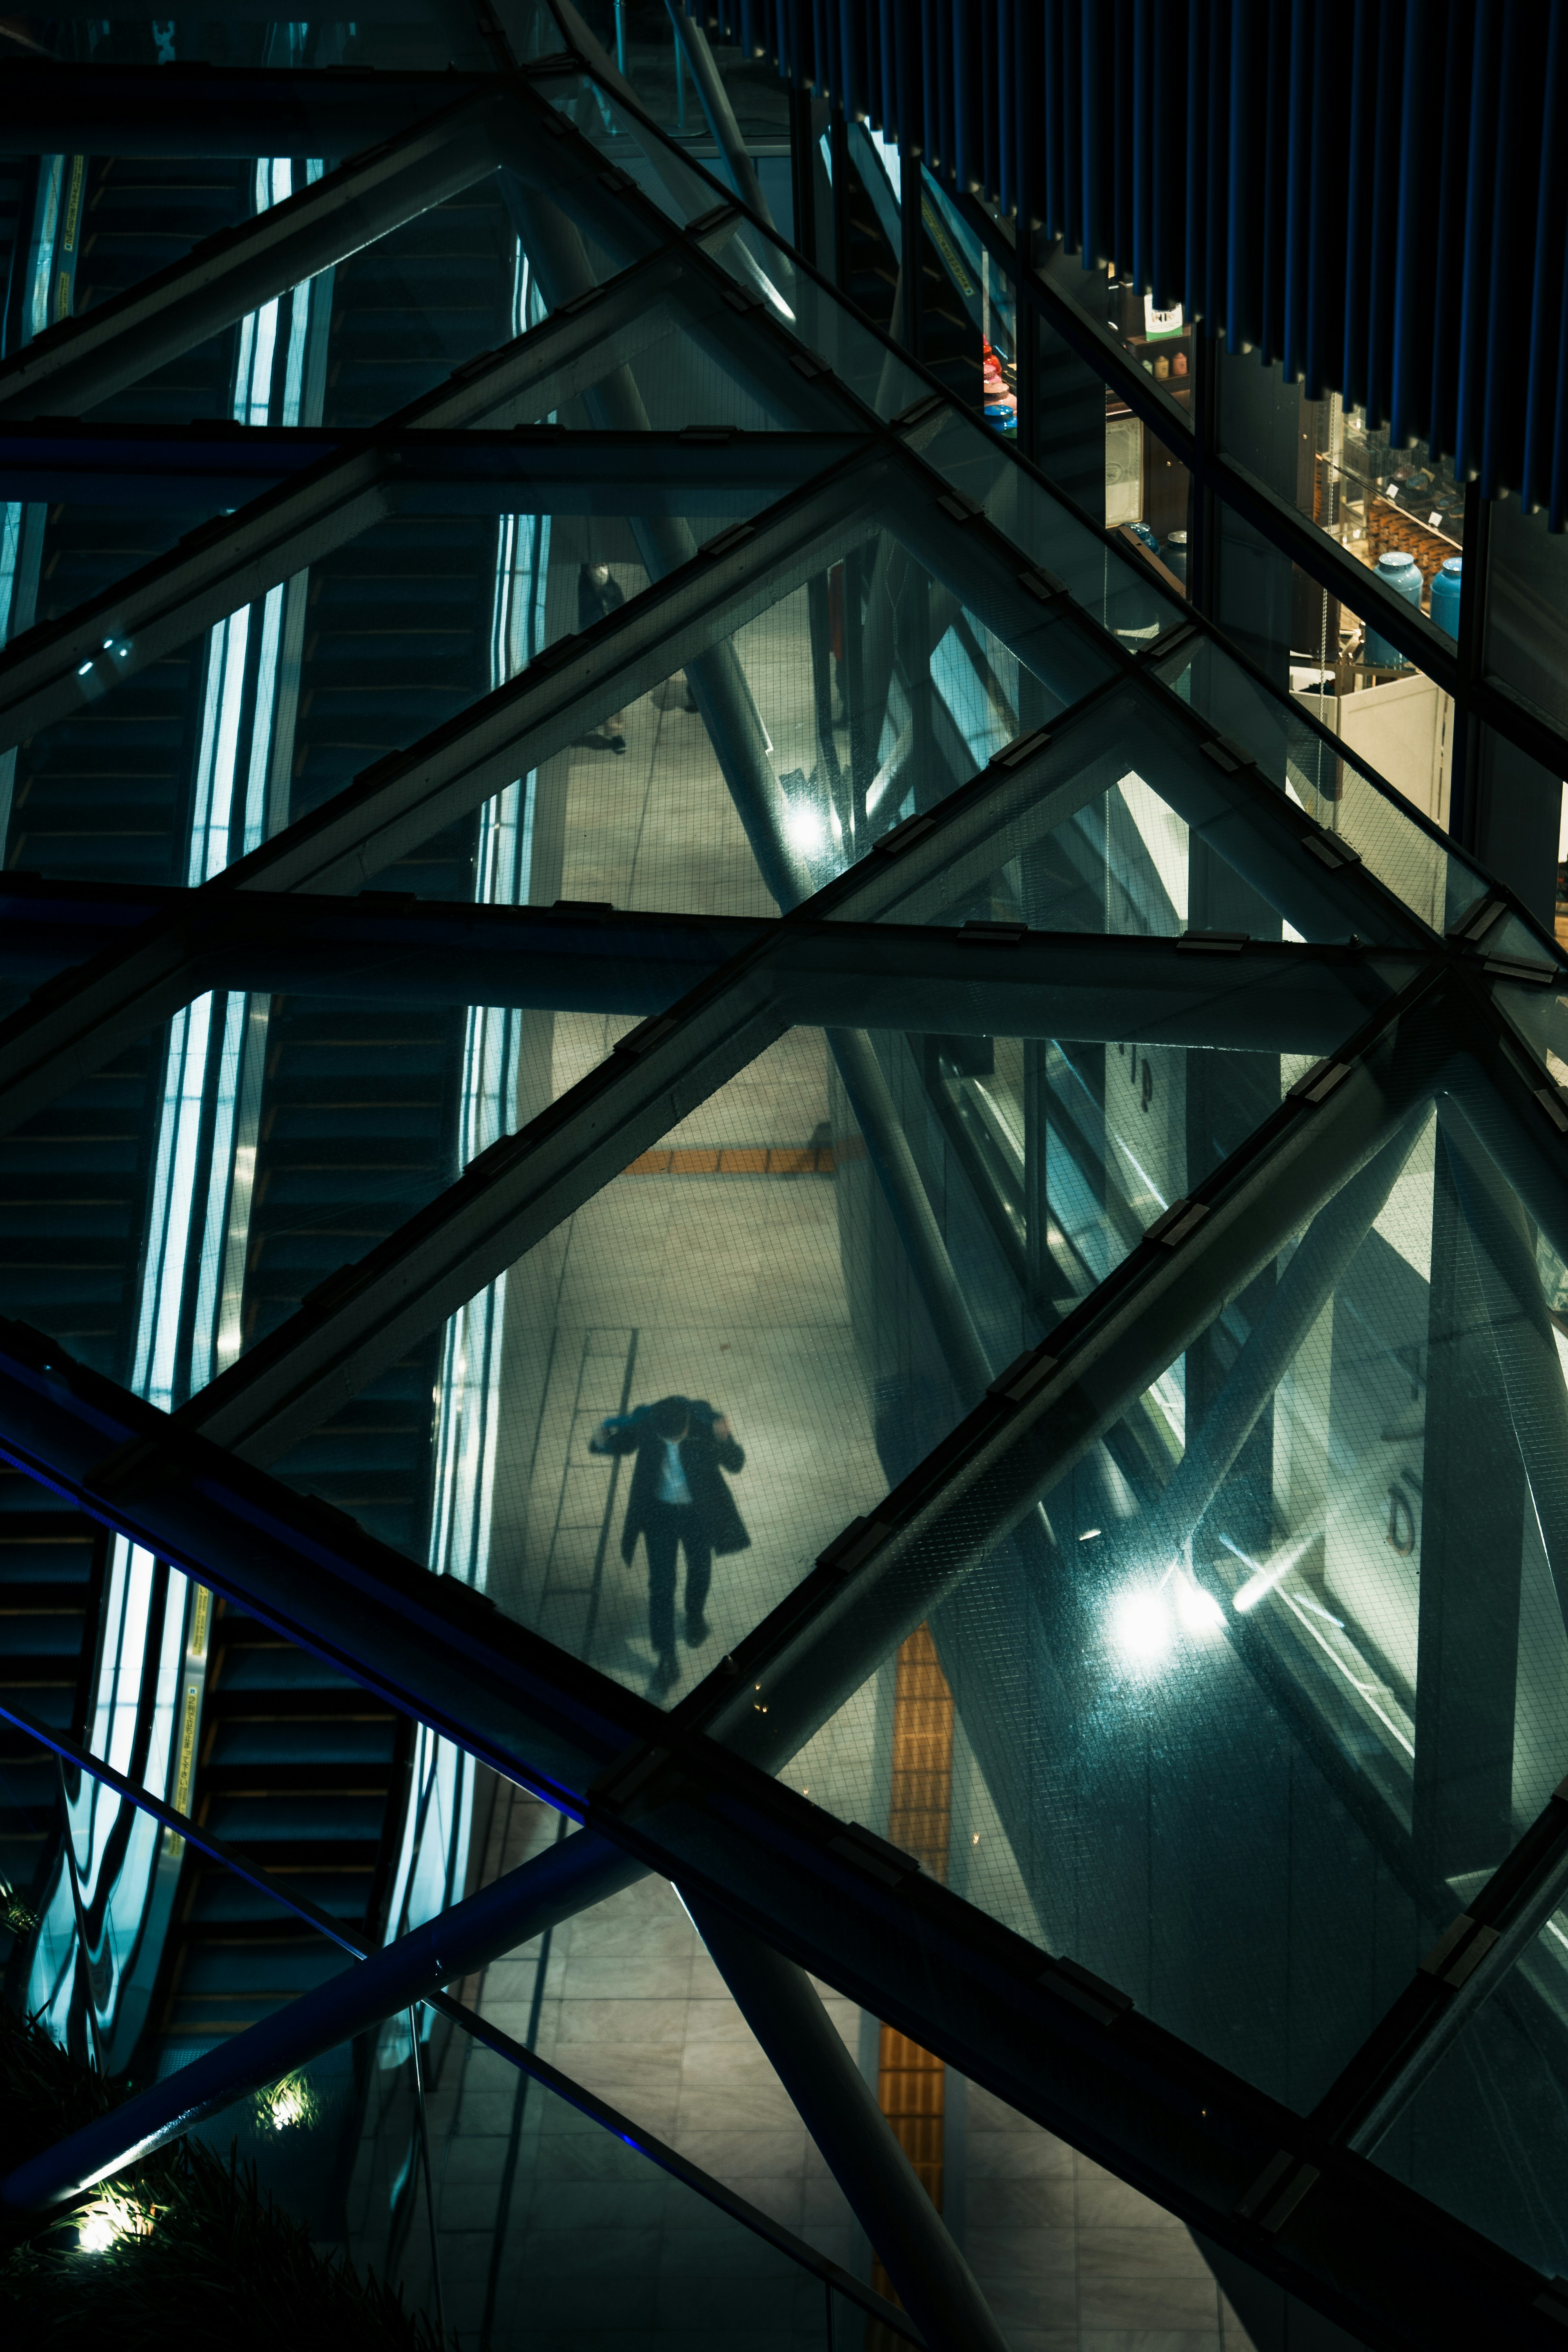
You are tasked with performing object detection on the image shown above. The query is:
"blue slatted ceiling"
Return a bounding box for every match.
[685,0,1568,525]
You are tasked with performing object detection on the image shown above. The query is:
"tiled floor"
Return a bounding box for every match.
[485,1018,886,1711]
[369,690,1262,2346]
[389,1782,1259,2352]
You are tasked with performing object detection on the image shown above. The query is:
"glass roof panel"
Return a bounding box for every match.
[503,294,850,430]
[186,1982,881,2350]
[697,215,931,423]
[0,458,846,895]
[839,678,1421,946]
[1154,632,1492,940]
[1368,1902,1568,2284]
[710,1066,1567,2112]
[294,947,1401,1708]
[539,70,730,230]
[905,402,1180,650]
[24,21,473,69]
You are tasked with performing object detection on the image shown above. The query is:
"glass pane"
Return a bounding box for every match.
[507,290,848,430]
[19,21,470,68]
[351,2013,847,2349]
[1029,234,1196,444]
[0,1041,164,1375]
[699,215,931,423]
[1488,962,1568,1087]
[1156,633,1491,938]
[718,1078,1568,2114]
[845,675,1422,947]
[1485,496,1568,737]
[543,72,729,229]
[319,179,564,430]
[5,470,812,891]
[1218,350,1466,612]
[399,933,1389,1704]
[1287,571,1465,853]
[0,494,228,636]
[1370,1902,1568,2281]
[906,403,1181,650]
[450,1029,898,1706]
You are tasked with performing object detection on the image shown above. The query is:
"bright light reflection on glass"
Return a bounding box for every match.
[1111,1586,1174,1668]
[1230,1530,1317,1614]
[785,800,827,856]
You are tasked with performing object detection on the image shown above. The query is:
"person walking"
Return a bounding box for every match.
[578,558,628,752]
[590,1394,748,1690]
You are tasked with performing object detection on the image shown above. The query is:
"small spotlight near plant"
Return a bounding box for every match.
[0,1878,38,1937]
[256,2071,318,2134]
[70,2188,156,2253]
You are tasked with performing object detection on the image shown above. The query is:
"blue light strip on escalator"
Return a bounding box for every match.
[26,157,328,2064]
[384,248,550,1958]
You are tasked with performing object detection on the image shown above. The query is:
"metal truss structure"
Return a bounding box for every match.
[2,11,1568,2350]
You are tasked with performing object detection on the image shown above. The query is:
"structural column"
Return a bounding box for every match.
[1414,1126,1524,1878]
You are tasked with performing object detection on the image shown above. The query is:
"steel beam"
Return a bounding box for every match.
[0,62,498,157]
[0,248,703,752]
[178,944,791,1461]
[120,702,1154,1459]
[0,421,859,512]
[689,1897,1008,2352]
[236,448,885,899]
[0,1301,1557,2342]
[0,93,518,423]
[166,697,1417,1468]
[1138,1109,1432,1578]
[1441,1006,1568,1287]
[0,448,887,1147]
[0,1692,922,2346]
[2,1825,643,2202]
[1315,1778,1568,2160]
[663,4,776,227]
[698,980,1452,1775]
[1437,1089,1568,1629]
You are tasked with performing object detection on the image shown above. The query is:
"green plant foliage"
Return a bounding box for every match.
[0,2004,448,2350]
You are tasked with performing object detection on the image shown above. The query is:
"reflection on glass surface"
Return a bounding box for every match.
[1370,1899,1568,2283]
[457,936,1388,1708]
[908,403,1180,650]
[1155,632,1490,938]
[849,677,1419,945]
[476,1030,894,1706]
[700,214,931,421]
[1219,350,1466,584]
[727,1073,1568,2114]
[540,71,729,229]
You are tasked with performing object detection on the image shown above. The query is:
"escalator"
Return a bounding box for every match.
[0,1479,104,1993]
[141,175,521,2074]
[244,173,518,1556]
[0,150,255,1996]
[152,1596,410,2071]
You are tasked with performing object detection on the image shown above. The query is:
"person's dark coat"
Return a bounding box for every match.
[591,1396,750,1563]
[578,562,626,634]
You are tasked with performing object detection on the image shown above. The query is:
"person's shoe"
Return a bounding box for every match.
[608,730,627,755]
[686,1613,711,1646]
[651,1648,679,1691]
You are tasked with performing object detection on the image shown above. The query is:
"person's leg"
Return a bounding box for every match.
[644,1510,678,1675]
[682,1522,713,1643]
[606,706,626,752]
